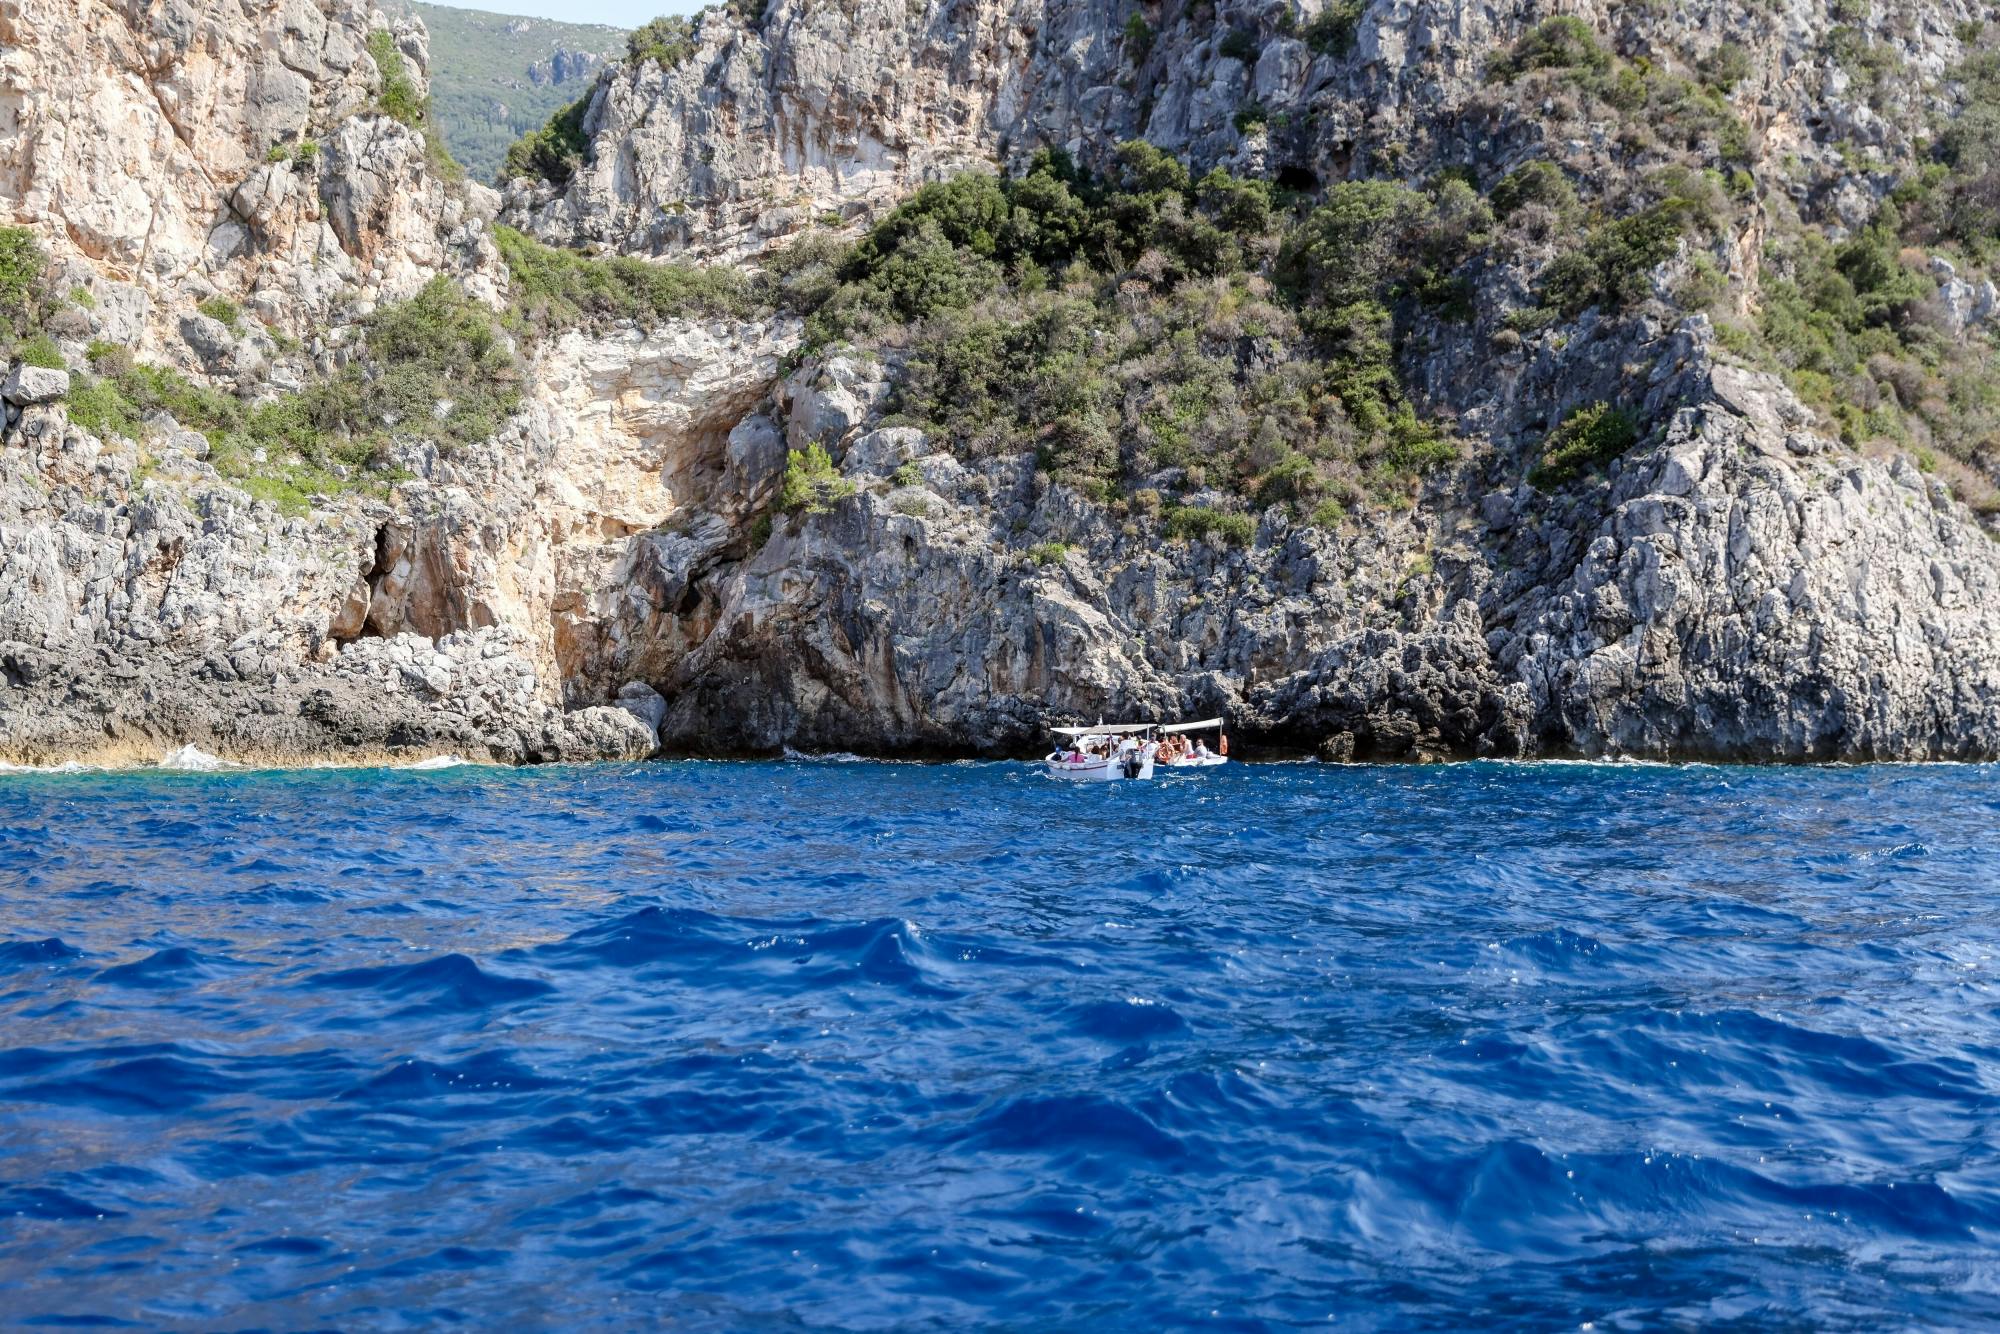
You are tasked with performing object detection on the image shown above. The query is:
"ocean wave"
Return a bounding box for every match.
[156,744,233,771]
[397,755,471,771]
[307,952,555,1013]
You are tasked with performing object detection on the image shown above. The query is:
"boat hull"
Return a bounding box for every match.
[1159,755,1228,770]
[1043,752,1156,782]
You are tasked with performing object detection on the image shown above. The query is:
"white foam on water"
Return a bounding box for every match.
[782,748,872,764]
[156,745,234,772]
[398,755,469,771]
[0,759,97,774]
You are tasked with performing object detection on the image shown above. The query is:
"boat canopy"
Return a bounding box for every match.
[1050,722,1153,738]
[1157,718,1224,734]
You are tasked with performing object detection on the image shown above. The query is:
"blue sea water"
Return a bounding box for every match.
[0,759,1997,1330]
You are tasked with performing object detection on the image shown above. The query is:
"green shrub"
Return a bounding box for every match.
[494,224,749,330]
[1503,305,1561,334]
[1303,0,1365,56]
[1698,41,1754,93]
[1530,402,1640,485]
[1252,450,1326,511]
[68,285,94,310]
[1827,25,1901,102]
[1742,193,1998,461]
[1219,28,1259,64]
[1308,497,1347,528]
[804,148,1460,518]
[232,474,318,518]
[1027,541,1072,566]
[17,333,62,369]
[844,171,1010,266]
[1123,13,1154,61]
[1378,406,1457,476]
[0,226,43,312]
[1541,200,1704,315]
[367,30,425,128]
[1163,505,1256,546]
[1673,252,1729,311]
[1490,17,1611,81]
[196,296,243,333]
[780,442,856,514]
[627,15,698,69]
[871,218,1005,321]
[1233,100,1270,134]
[1915,51,2000,252]
[0,225,46,346]
[1196,167,1274,234]
[67,376,141,440]
[1490,160,1575,218]
[68,279,525,509]
[1283,180,1432,307]
[501,94,591,186]
[337,275,521,456]
[889,461,923,487]
[84,339,131,374]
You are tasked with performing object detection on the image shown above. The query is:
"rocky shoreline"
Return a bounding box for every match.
[4,0,2000,768]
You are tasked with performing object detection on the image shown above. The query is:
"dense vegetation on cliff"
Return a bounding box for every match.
[800,144,1462,526]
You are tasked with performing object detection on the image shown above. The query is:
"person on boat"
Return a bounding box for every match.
[1192,738,1209,759]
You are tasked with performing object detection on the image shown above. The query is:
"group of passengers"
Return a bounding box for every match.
[1155,734,1213,765]
[1055,734,1139,766]
[1054,732,1220,766]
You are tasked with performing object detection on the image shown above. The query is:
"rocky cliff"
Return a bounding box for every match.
[3,0,1999,764]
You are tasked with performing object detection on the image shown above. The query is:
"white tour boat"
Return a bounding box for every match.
[1154,717,1229,770]
[1043,723,1158,782]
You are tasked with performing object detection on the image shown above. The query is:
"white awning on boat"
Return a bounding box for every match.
[1158,718,1224,734]
[1050,722,1153,738]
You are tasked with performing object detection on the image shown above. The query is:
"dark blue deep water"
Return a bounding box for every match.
[2,760,1997,1329]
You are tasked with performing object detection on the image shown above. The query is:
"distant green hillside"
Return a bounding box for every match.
[393,1,625,184]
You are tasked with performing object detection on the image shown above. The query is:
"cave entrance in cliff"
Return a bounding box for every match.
[1275,165,1320,195]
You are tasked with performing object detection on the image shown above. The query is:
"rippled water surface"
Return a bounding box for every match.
[2,760,1998,1329]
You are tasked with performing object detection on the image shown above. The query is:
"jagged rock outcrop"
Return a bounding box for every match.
[647,346,2000,762]
[1502,363,2000,761]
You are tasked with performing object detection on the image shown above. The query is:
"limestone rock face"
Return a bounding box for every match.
[0,311,795,764]
[0,0,495,363]
[1501,368,2000,761]
[506,0,1989,262]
